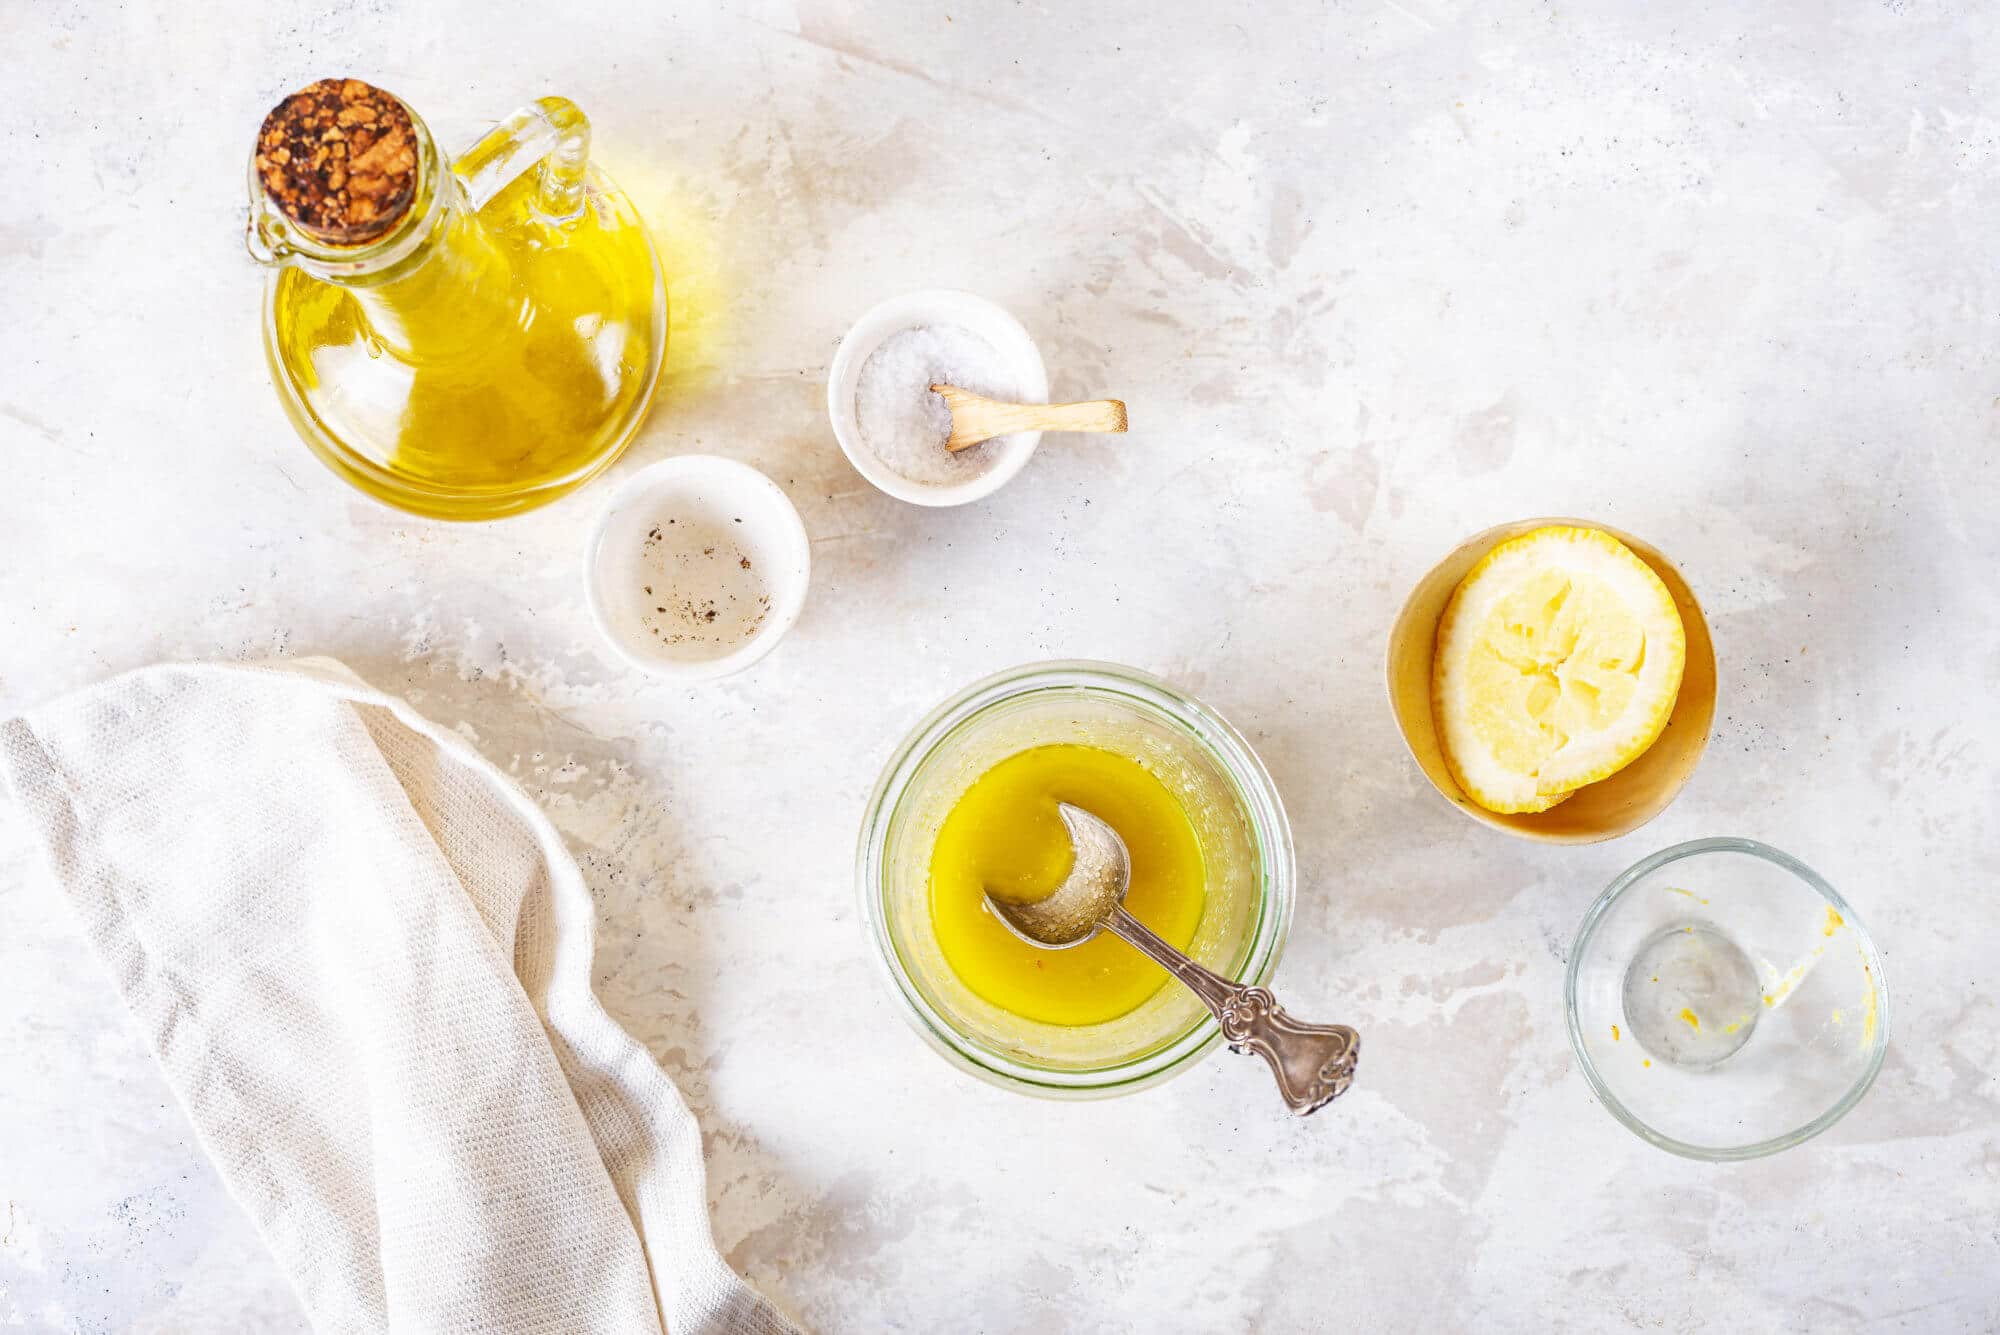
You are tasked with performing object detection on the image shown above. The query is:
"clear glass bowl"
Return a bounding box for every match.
[1566,838,1890,1160]
[857,661,1295,1098]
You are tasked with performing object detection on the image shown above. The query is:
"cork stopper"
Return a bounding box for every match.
[254,78,419,246]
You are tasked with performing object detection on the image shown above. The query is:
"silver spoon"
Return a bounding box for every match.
[986,802,1360,1115]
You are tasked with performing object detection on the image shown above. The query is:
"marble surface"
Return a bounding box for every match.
[3,1,1997,1330]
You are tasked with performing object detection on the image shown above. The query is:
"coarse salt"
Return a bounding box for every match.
[853,324,1025,486]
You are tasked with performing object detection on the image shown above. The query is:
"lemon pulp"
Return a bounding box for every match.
[929,744,1206,1026]
[1434,526,1686,813]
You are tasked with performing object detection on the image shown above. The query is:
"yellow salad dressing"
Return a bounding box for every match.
[929,744,1206,1026]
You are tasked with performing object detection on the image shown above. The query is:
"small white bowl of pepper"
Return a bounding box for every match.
[584,456,811,682]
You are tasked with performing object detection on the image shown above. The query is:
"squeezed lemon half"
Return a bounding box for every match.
[1433,526,1686,813]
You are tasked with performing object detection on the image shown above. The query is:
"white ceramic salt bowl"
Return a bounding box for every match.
[827,289,1050,507]
[585,456,811,682]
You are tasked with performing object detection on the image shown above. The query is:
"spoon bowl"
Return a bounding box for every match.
[986,803,1130,949]
[985,803,1361,1116]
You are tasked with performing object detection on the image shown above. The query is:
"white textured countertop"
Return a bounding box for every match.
[3,2,1997,1330]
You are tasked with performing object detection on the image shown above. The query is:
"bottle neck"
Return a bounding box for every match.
[250,106,520,359]
[341,187,518,358]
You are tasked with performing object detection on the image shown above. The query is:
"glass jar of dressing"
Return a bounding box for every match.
[858,661,1296,1099]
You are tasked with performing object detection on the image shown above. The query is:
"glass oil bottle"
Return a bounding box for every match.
[247,78,666,520]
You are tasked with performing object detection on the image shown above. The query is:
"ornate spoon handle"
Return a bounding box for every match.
[1105,906,1360,1115]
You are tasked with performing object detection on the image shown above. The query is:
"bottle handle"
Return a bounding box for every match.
[452,96,592,223]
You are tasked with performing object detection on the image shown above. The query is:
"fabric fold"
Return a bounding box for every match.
[0,657,795,1335]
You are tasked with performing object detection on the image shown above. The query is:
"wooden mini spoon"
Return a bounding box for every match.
[930,384,1128,452]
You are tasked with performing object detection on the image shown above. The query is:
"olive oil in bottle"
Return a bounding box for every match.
[248,78,666,520]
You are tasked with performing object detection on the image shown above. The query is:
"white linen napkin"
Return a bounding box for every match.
[0,657,796,1335]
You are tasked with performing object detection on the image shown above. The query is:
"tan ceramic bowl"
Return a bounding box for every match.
[1386,518,1717,844]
